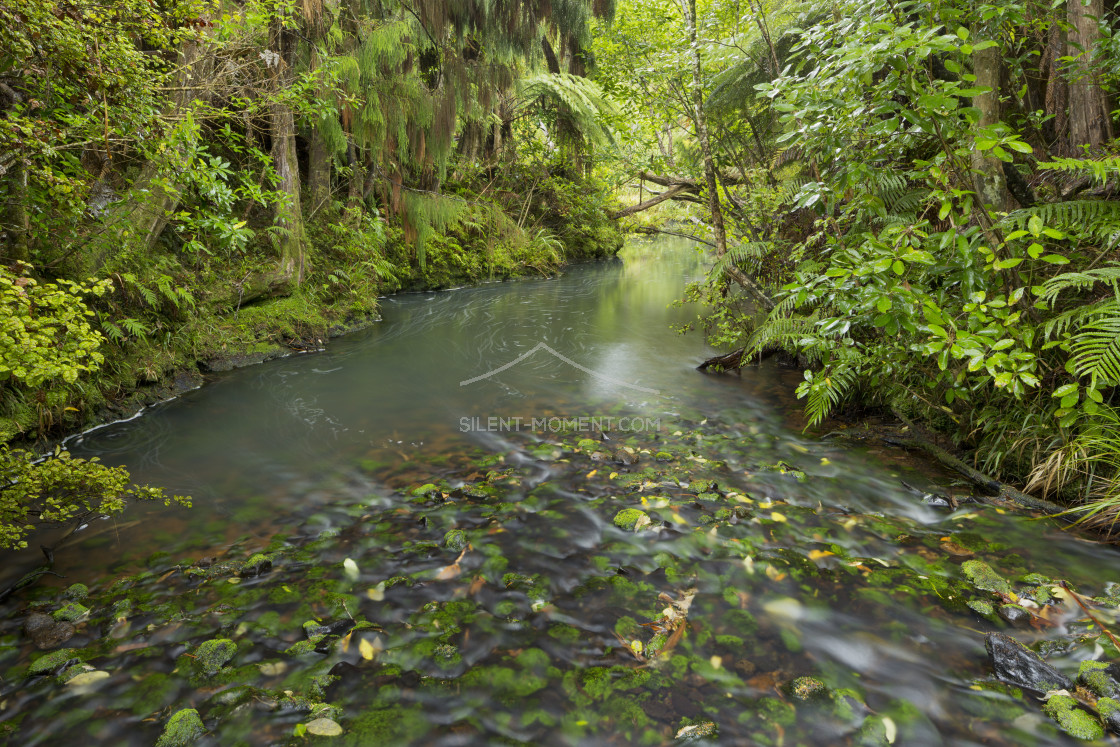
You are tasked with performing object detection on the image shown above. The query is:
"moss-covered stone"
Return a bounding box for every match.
[1078,660,1120,698]
[962,560,1011,595]
[63,583,89,600]
[1042,693,1104,740]
[784,676,829,702]
[193,638,237,676]
[239,553,273,577]
[443,529,468,552]
[27,648,81,676]
[155,708,205,747]
[52,602,89,622]
[612,508,650,531]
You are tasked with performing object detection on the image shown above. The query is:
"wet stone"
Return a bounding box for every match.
[1042,693,1105,740]
[23,611,75,649]
[1078,660,1120,699]
[986,632,1073,693]
[996,604,1032,625]
[52,602,89,622]
[156,708,206,747]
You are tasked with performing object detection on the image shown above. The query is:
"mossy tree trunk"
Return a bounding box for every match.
[269,18,305,284]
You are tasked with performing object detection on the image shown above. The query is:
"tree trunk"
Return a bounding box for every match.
[682,0,727,257]
[4,158,30,263]
[1067,0,1112,150]
[307,50,332,219]
[970,42,1008,209]
[269,18,305,283]
[92,37,207,269]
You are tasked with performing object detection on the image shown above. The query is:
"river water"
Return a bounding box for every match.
[2,237,1118,745]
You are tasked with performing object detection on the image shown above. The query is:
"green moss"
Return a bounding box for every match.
[1042,693,1105,740]
[784,676,829,702]
[1078,660,1119,698]
[64,583,89,600]
[967,599,996,618]
[52,602,89,622]
[443,529,468,552]
[155,708,205,747]
[27,648,81,676]
[192,638,237,676]
[961,560,1011,595]
[613,508,650,531]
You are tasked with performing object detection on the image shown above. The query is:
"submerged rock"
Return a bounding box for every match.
[23,611,75,649]
[1078,660,1120,699]
[156,708,205,747]
[962,560,1011,595]
[52,602,89,622]
[996,604,1032,625]
[305,717,344,736]
[193,638,237,676]
[612,508,651,531]
[1042,693,1104,740]
[26,648,81,676]
[985,633,1073,692]
[675,721,718,742]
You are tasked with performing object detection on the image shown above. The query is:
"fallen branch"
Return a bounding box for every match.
[611,183,693,219]
[633,226,715,248]
[888,409,1065,514]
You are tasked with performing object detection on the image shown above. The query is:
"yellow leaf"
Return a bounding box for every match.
[586,470,598,478]
[609,472,618,479]
[359,636,380,660]
[770,512,787,523]
[808,550,834,561]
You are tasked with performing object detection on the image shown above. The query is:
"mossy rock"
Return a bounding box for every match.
[52,602,89,622]
[410,483,441,498]
[27,648,82,676]
[443,529,468,552]
[654,451,674,462]
[967,599,997,620]
[784,676,830,702]
[239,553,273,577]
[961,560,1011,595]
[63,583,89,600]
[192,638,237,676]
[155,708,205,747]
[1078,660,1120,699]
[577,438,600,451]
[1042,693,1104,740]
[612,508,651,531]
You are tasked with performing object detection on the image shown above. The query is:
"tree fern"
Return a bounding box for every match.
[1004,200,1120,243]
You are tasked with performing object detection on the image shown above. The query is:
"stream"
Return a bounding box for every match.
[2,236,1119,745]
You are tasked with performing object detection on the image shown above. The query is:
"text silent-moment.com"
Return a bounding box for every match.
[459,416,661,433]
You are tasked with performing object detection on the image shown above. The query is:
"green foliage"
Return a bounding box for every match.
[0,268,109,388]
[0,446,188,550]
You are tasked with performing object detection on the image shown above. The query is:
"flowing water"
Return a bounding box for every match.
[2,236,1119,745]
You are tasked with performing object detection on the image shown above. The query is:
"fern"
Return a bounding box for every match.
[1036,262,1120,306]
[1005,200,1120,243]
[1037,155,1120,185]
[799,363,859,427]
[1070,315,1120,386]
[516,72,616,147]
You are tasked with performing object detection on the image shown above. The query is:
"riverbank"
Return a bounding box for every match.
[1,174,625,449]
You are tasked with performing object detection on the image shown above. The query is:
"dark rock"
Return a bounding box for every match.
[997,604,1032,625]
[24,612,75,649]
[986,632,1073,692]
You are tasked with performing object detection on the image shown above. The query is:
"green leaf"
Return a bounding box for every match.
[891,260,905,275]
[1027,215,1043,237]
[1052,383,1079,398]
[995,257,1024,269]
[876,297,891,313]
[1040,254,1070,265]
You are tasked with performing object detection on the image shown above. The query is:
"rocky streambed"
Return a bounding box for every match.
[4,415,1120,745]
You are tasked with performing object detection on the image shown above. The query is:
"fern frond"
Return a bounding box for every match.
[1070,314,1120,386]
[1038,155,1120,185]
[1037,262,1120,305]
